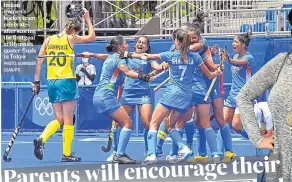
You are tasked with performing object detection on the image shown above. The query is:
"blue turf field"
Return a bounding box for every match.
[1,133,261,169]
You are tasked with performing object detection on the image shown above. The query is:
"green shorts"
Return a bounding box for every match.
[47,78,79,103]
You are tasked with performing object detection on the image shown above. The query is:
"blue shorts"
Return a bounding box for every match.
[224,93,237,108]
[158,85,191,114]
[191,82,210,106]
[47,78,79,103]
[120,89,152,105]
[93,90,121,115]
[160,103,187,115]
[206,78,221,100]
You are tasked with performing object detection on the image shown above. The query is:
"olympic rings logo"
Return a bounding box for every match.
[34,97,53,116]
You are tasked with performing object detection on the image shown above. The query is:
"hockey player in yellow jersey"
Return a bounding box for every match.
[32,8,95,162]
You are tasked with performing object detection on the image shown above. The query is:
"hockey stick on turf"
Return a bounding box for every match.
[101,83,123,152]
[3,94,35,162]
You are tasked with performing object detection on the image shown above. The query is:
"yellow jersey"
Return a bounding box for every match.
[45,34,75,79]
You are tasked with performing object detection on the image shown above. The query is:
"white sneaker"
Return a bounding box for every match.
[142,154,158,165]
[166,154,178,163]
[177,145,192,162]
[106,152,116,162]
[212,154,221,164]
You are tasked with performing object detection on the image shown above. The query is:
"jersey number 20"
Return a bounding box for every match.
[48,51,66,66]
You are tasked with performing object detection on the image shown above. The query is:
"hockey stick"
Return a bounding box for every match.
[3,94,35,162]
[37,54,83,58]
[149,70,167,81]
[154,77,170,92]
[260,149,273,182]
[204,48,224,102]
[101,83,123,152]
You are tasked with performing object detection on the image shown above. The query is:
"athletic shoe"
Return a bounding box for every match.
[33,138,44,160]
[187,155,209,163]
[222,151,236,163]
[142,154,158,165]
[62,154,81,162]
[212,154,221,164]
[166,154,177,163]
[113,154,136,164]
[177,145,192,162]
[106,152,116,162]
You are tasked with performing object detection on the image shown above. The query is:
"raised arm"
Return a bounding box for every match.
[236,53,288,148]
[133,53,161,61]
[81,51,109,61]
[73,9,96,43]
[118,63,150,82]
[119,51,161,61]
[222,50,249,66]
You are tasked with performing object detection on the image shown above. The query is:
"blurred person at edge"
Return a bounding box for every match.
[236,9,292,182]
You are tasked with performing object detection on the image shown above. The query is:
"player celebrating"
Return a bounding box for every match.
[106,35,165,162]
[89,35,150,164]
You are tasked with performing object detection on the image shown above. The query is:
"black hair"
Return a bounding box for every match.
[135,36,151,53]
[65,19,81,34]
[236,32,252,47]
[105,35,125,52]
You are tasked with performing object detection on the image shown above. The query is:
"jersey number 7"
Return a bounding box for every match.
[179,65,187,81]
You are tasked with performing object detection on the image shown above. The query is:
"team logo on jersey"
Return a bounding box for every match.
[286,111,292,127]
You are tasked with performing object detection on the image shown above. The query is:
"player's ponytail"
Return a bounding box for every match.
[237,32,252,48]
[105,35,125,53]
[65,19,81,34]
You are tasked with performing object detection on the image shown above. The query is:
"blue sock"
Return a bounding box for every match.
[147,129,158,156]
[185,119,195,146]
[216,130,225,157]
[113,127,122,152]
[156,121,168,154]
[169,128,184,151]
[170,128,183,156]
[143,128,149,153]
[205,128,218,157]
[117,128,131,156]
[220,123,233,152]
[197,128,207,156]
[240,128,249,139]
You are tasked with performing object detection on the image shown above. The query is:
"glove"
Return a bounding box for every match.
[119,51,133,59]
[32,81,40,95]
[138,73,150,82]
[80,67,87,73]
